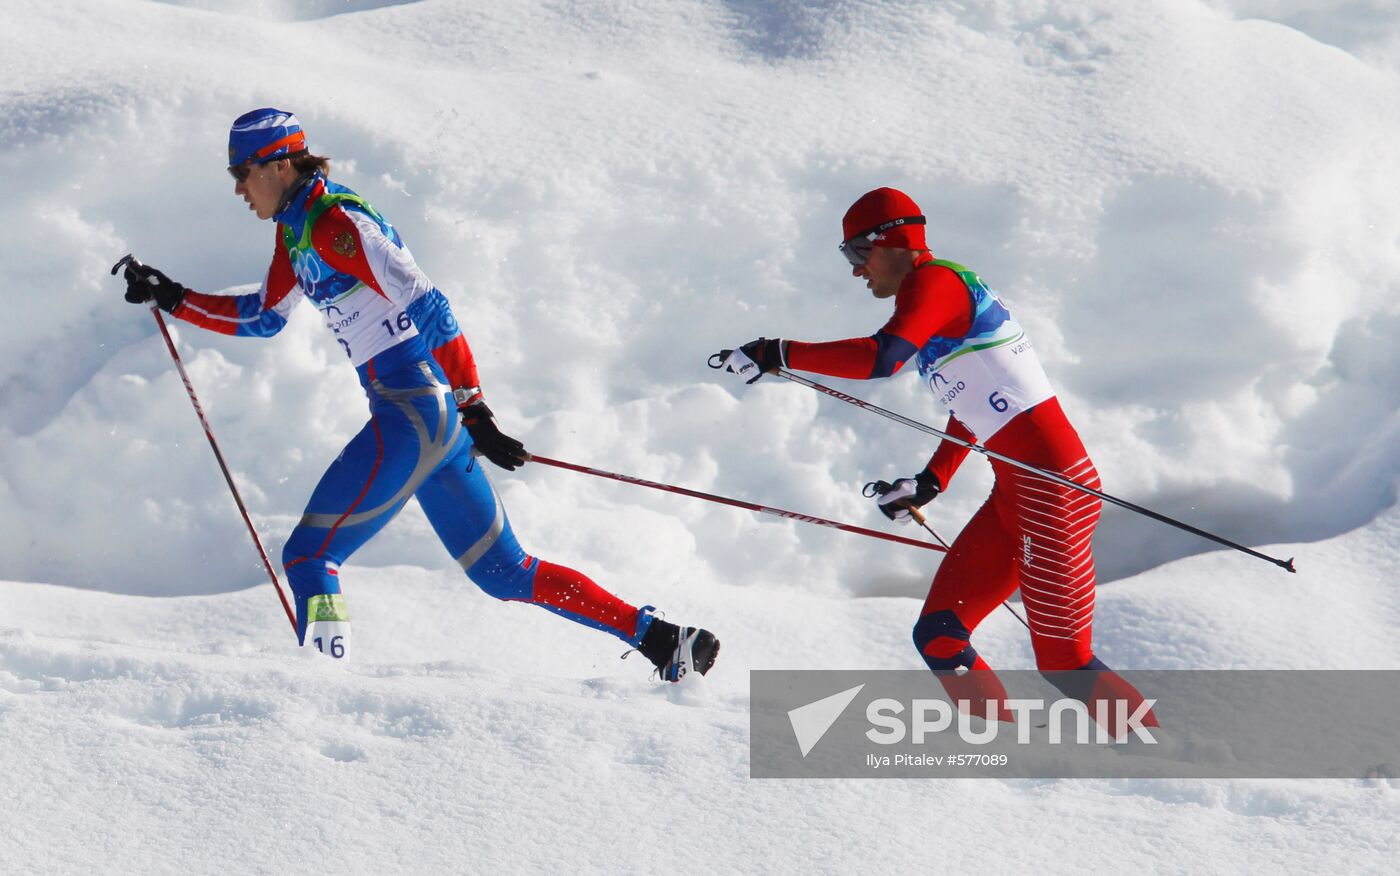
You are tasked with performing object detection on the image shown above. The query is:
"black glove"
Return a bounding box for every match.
[741,338,785,374]
[461,400,528,471]
[713,337,785,384]
[871,469,942,522]
[113,255,186,313]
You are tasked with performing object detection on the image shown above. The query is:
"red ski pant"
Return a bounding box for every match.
[919,452,1102,672]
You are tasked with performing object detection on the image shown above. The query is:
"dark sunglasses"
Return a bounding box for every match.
[227,158,277,182]
[838,215,926,266]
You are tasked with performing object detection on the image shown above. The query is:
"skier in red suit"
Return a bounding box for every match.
[717,188,1154,728]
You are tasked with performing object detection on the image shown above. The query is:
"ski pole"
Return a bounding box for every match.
[525,453,948,553]
[766,365,1296,573]
[863,479,1030,629]
[111,255,298,633]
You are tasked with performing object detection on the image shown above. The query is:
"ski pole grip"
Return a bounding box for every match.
[111,253,160,294]
[111,253,138,278]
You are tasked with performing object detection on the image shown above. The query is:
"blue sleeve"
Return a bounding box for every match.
[870,330,919,378]
[406,288,463,349]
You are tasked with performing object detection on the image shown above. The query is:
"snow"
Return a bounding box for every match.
[2,0,1400,872]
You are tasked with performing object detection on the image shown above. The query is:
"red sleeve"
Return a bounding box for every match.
[785,263,974,379]
[265,231,298,298]
[785,336,879,378]
[431,334,482,398]
[926,414,977,489]
[173,232,299,337]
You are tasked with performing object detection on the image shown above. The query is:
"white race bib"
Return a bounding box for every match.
[926,330,1054,440]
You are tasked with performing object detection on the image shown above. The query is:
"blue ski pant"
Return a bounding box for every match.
[280,341,647,646]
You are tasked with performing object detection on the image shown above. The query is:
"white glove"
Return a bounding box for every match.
[866,470,942,524]
[710,338,784,385]
[716,347,761,383]
[877,478,921,523]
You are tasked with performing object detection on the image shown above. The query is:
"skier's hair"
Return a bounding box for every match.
[290,152,331,177]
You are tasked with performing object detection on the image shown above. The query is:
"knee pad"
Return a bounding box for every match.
[912,610,978,671]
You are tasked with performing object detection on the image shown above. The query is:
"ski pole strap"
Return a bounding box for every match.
[526,454,947,553]
[775,368,1296,573]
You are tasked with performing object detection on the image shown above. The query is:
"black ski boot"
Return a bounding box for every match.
[638,616,720,682]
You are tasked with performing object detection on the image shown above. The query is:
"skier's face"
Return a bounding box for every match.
[854,245,914,299]
[233,159,294,221]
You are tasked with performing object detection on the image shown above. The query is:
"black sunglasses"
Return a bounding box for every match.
[838,215,926,266]
[227,157,281,182]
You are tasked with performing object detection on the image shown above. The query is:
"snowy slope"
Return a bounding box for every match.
[4,0,1400,872]
[4,506,1400,873]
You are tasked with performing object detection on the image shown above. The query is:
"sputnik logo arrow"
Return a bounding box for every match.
[787,684,865,757]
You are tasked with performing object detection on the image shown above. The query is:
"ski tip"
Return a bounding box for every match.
[1283,557,1297,574]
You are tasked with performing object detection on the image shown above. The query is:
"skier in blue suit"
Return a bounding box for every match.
[115,108,718,682]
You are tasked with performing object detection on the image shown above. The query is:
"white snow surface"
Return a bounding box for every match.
[3,0,1400,872]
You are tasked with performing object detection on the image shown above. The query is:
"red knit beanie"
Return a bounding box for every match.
[841,187,927,250]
